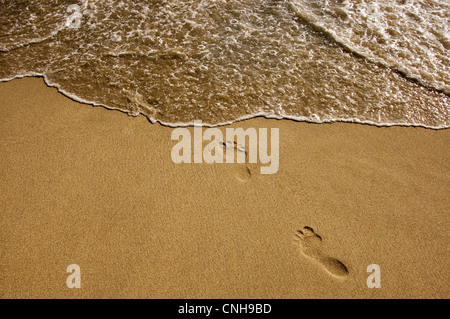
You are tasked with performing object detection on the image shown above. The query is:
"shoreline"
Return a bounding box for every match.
[1,75,448,130]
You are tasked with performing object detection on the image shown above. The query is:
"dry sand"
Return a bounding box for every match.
[0,77,449,298]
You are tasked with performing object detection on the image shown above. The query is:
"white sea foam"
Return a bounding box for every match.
[0,0,448,128]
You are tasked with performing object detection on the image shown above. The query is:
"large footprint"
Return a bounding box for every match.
[295,226,349,278]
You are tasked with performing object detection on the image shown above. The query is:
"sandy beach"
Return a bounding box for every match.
[0,77,449,298]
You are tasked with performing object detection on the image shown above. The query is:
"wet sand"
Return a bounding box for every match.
[0,77,449,298]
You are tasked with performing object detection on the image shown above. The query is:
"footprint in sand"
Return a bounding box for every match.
[220,140,258,182]
[295,226,349,278]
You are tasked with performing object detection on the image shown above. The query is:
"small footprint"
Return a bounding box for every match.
[220,140,258,182]
[295,226,349,278]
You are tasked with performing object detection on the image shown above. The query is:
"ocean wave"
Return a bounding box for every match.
[0,0,448,128]
[288,0,450,94]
